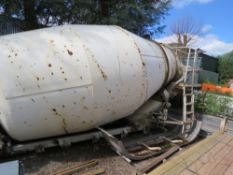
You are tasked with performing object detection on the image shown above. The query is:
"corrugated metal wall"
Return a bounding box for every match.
[0,16,23,35]
[200,53,219,72]
[199,70,219,84]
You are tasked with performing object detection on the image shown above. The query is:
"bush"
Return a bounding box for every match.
[195,92,232,117]
[218,51,233,84]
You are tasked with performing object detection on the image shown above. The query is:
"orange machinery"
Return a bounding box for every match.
[202,83,233,95]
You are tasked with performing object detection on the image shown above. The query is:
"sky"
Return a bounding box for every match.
[156,0,233,56]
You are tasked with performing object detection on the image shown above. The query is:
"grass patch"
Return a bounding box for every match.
[195,92,232,118]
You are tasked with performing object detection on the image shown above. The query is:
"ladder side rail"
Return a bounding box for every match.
[184,48,191,83]
[182,47,190,134]
[191,49,198,121]
[192,49,198,85]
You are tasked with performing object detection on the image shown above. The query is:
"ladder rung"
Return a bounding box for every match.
[184,120,193,124]
[186,111,193,114]
[185,94,193,96]
[187,68,201,72]
[183,130,191,134]
[186,102,194,105]
[179,83,193,87]
[192,84,202,88]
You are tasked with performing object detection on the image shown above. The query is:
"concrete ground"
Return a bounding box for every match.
[201,114,233,135]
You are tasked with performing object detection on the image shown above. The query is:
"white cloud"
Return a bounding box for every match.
[201,24,213,33]
[173,0,214,8]
[193,34,233,55]
[156,34,233,56]
[156,34,177,43]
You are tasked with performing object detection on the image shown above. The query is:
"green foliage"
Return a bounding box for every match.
[218,50,233,84]
[0,0,172,38]
[202,79,218,85]
[195,92,232,117]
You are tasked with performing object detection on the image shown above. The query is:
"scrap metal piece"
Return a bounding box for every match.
[97,127,166,162]
[140,145,180,174]
[139,142,161,151]
[183,119,202,143]
[162,137,183,144]
[52,160,97,175]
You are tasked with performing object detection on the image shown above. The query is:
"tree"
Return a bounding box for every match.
[0,0,172,38]
[171,16,202,47]
[218,51,233,84]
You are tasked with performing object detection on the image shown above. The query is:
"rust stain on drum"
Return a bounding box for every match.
[83,105,88,110]
[67,49,73,56]
[52,108,62,117]
[62,118,69,134]
[97,64,108,80]
[82,42,108,80]
[51,108,69,134]
[116,26,130,37]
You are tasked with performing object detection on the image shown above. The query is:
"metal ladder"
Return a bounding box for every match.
[181,48,198,135]
[155,46,202,142]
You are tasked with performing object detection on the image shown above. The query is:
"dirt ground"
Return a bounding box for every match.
[0,130,205,175]
[16,139,137,175]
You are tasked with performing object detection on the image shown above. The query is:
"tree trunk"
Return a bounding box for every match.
[23,0,39,30]
[99,0,110,23]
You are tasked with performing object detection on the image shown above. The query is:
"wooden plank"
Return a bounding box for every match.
[188,160,204,172]
[162,133,224,175]
[198,142,225,163]
[148,132,223,175]
[198,145,233,175]
[208,164,228,175]
[179,169,194,175]
[224,161,233,175]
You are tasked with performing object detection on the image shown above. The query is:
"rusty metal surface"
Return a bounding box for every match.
[11,126,133,153]
[140,145,180,174]
[0,25,180,141]
[161,45,180,84]
[52,160,97,175]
